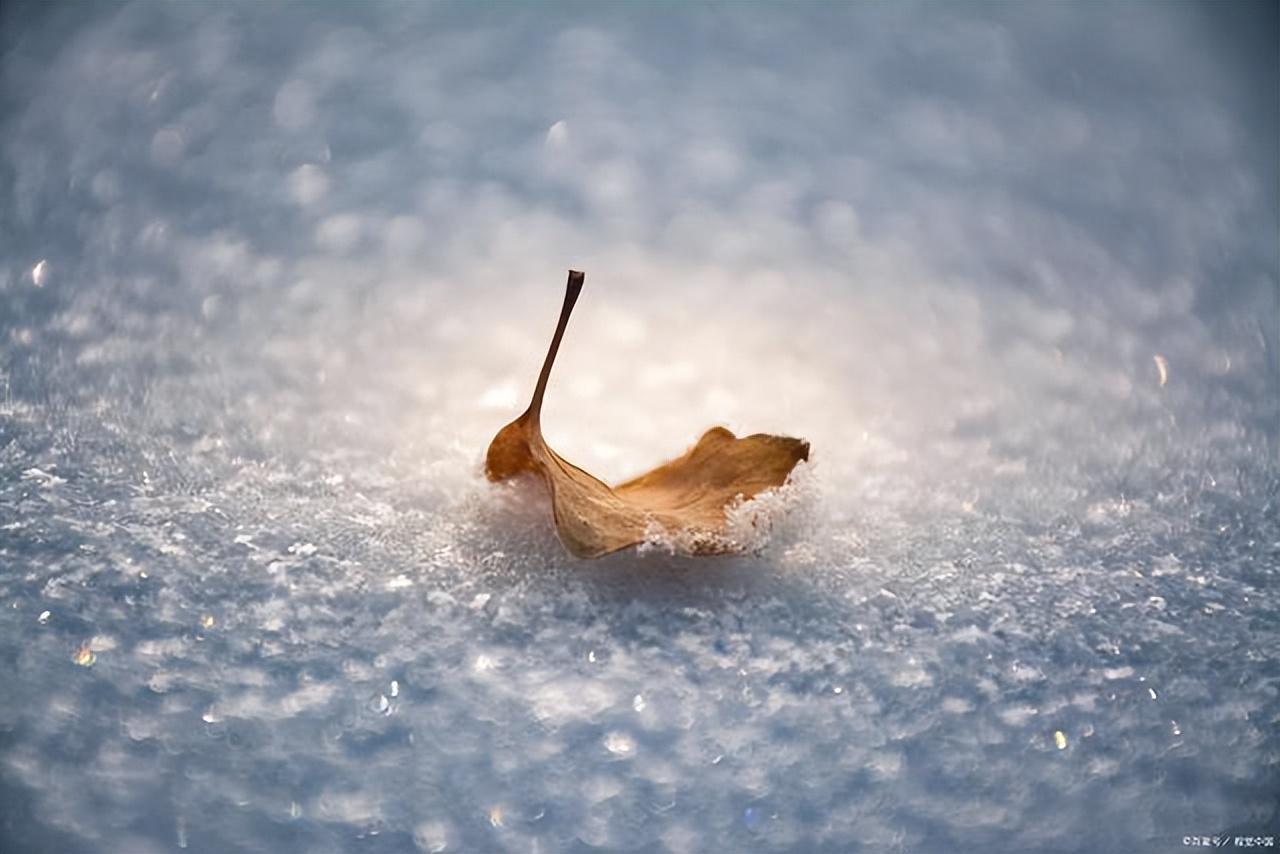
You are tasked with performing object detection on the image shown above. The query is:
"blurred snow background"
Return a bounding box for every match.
[0,1,1277,852]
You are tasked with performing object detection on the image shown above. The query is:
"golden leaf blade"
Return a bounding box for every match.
[485,270,809,559]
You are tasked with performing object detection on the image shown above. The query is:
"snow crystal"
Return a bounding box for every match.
[0,3,1274,854]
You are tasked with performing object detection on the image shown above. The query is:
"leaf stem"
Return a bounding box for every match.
[528,269,584,426]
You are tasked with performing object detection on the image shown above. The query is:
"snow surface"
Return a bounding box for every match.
[1,2,1277,852]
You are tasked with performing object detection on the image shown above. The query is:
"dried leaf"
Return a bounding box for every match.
[485,270,809,558]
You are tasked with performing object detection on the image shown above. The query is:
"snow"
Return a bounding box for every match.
[1,2,1277,852]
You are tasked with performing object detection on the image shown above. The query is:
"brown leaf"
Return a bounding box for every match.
[485,270,809,559]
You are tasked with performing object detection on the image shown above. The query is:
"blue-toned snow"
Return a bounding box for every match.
[1,2,1277,852]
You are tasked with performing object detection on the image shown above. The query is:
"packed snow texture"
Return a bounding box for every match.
[1,2,1277,852]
